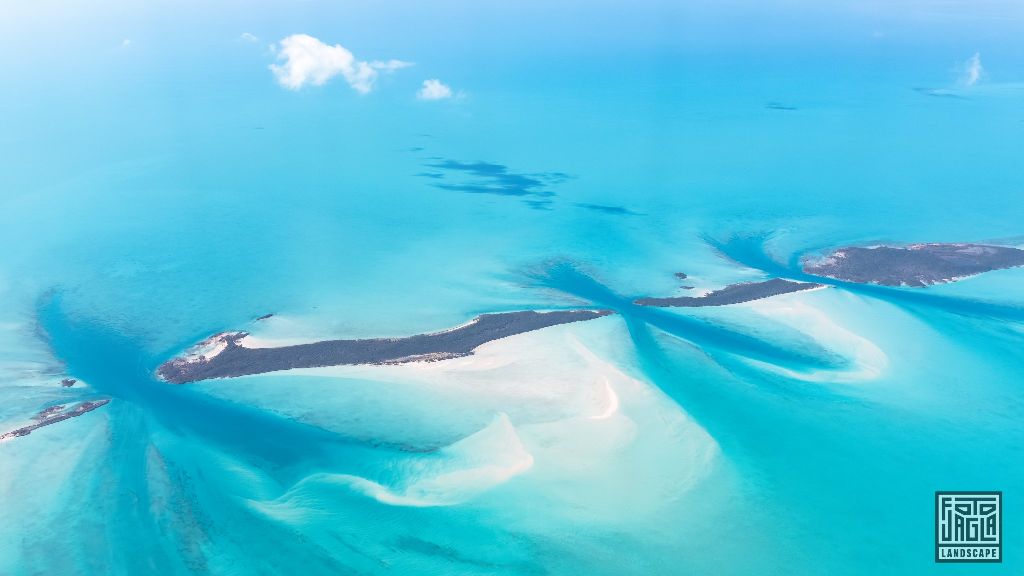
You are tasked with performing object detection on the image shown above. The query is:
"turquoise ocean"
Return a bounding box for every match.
[1,1,1023,574]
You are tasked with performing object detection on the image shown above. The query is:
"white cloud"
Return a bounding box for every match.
[269,34,412,93]
[417,78,454,100]
[240,32,259,43]
[371,59,413,73]
[959,52,984,87]
[121,38,132,48]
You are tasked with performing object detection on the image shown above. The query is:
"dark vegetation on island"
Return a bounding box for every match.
[636,277,822,307]
[803,243,1024,287]
[158,310,612,384]
[1,399,110,441]
[157,242,1024,385]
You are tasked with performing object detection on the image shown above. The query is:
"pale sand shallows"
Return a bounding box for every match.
[176,333,230,363]
[741,290,888,383]
[259,413,535,508]
[228,318,719,518]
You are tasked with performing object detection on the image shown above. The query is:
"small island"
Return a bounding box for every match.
[1,399,111,442]
[158,309,613,384]
[803,243,1024,287]
[636,278,822,307]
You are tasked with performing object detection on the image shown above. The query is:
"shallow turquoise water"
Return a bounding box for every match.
[2,1,1023,574]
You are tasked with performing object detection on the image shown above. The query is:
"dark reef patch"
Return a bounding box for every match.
[524,200,554,210]
[419,159,570,198]
[574,203,640,216]
[913,87,967,100]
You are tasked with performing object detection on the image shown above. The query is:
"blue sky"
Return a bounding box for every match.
[2,0,1022,89]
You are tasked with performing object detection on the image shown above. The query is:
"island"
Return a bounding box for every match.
[802,243,1024,287]
[0,399,111,441]
[674,272,694,289]
[158,309,613,384]
[636,278,823,307]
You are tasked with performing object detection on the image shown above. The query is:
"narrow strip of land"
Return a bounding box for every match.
[636,278,822,307]
[1,399,111,441]
[158,310,612,384]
